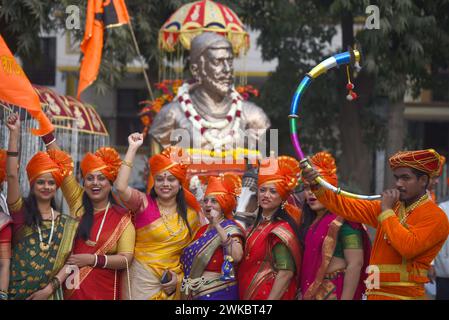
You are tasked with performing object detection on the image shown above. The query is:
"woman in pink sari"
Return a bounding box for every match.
[299,152,371,300]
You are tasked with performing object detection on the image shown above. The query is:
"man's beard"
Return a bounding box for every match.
[203,73,233,97]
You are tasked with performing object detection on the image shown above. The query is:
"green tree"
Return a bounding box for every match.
[2,0,449,193]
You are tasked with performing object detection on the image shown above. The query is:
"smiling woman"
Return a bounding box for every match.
[238,156,302,300]
[5,113,78,300]
[44,146,137,301]
[114,133,202,300]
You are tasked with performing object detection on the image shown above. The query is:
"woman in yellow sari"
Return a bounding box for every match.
[115,133,201,299]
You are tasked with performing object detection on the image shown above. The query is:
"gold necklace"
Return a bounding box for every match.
[399,193,429,225]
[384,193,428,242]
[157,200,184,237]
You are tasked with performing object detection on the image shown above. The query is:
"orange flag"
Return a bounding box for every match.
[0,35,54,136]
[77,0,131,99]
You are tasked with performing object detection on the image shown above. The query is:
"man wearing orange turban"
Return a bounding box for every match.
[238,155,302,300]
[179,173,244,300]
[114,133,201,300]
[302,149,449,300]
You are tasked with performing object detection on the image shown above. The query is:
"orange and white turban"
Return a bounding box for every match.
[148,146,201,213]
[26,150,73,187]
[389,149,442,177]
[80,147,121,182]
[0,149,6,183]
[310,151,338,187]
[204,174,242,219]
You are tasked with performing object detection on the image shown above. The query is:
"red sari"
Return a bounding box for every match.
[0,212,12,260]
[238,220,302,300]
[65,205,132,300]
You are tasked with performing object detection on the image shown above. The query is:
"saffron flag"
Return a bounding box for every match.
[77,0,131,99]
[0,35,54,136]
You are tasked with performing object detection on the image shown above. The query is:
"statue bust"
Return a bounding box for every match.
[149,32,271,162]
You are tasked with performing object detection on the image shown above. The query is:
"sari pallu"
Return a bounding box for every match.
[122,195,199,300]
[301,214,372,300]
[180,220,243,300]
[0,212,12,259]
[64,205,132,300]
[8,212,78,300]
[238,220,302,300]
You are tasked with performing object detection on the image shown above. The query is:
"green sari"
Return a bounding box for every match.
[8,199,79,300]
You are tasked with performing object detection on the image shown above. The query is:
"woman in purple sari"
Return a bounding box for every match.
[180,174,244,300]
[299,152,371,300]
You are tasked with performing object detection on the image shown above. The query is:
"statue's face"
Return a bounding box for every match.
[198,46,234,98]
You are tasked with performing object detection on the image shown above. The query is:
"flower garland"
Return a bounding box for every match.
[177,83,243,148]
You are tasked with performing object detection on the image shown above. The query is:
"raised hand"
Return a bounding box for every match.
[6,113,21,134]
[128,132,144,150]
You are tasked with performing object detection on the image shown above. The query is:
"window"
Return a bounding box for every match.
[22,37,56,86]
[116,88,148,146]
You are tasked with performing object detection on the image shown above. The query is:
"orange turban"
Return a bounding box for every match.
[148,147,201,213]
[258,156,300,200]
[389,149,442,177]
[205,174,242,219]
[310,151,338,187]
[0,149,6,183]
[80,147,121,182]
[258,156,301,225]
[26,150,73,187]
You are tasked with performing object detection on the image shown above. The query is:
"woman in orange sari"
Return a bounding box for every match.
[238,156,302,300]
[5,114,77,300]
[54,147,136,300]
[115,133,201,300]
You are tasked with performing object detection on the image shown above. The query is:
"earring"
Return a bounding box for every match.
[281,201,287,210]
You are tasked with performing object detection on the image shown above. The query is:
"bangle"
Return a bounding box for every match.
[0,290,8,300]
[97,255,106,268]
[122,160,133,169]
[92,254,98,268]
[41,132,55,145]
[6,151,19,157]
[50,277,61,293]
[103,255,108,269]
[45,138,56,148]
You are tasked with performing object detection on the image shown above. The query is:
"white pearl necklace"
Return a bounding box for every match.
[37,207,55,252]
[177,83,243,148]
[86,202,111,247]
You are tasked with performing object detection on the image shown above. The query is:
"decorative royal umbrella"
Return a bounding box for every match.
[159,0,249,56]
[158,0,250,81]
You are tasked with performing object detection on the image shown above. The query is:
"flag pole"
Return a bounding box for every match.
[0,102,14,113]
[128,22,155,101]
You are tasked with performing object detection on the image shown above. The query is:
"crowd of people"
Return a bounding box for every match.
[0,113,449,300]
